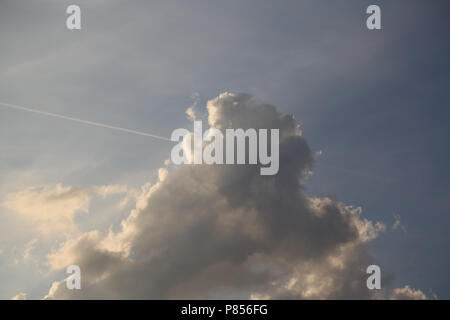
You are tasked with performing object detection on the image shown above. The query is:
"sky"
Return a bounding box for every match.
[0,0,449,299]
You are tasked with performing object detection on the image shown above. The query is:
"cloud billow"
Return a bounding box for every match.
[44,93,422,299]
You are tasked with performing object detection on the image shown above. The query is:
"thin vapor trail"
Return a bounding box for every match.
[0,101,172,142]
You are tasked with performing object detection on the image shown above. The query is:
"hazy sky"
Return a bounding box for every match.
[1,0,449,299]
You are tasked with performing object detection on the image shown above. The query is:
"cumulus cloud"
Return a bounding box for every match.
[43,93,420,299]
[10,293,27,300]
[392,214,406,232]
[1,184,127,236]
[390,286,428,300]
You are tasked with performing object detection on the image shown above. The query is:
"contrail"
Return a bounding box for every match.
[0,101,172,142]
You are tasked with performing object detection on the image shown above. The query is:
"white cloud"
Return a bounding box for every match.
[92,185,128,198]
[186,107,196,122]
[10,293,27,300]
[186,92,200,121]
[392,214,406,232]
[42,93,423,299]
[390,286,428,300]
[1,184,90,236]
[23,238,38,260]
[1,184,128,236]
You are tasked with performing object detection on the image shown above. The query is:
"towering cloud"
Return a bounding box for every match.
[43,93,424,299]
